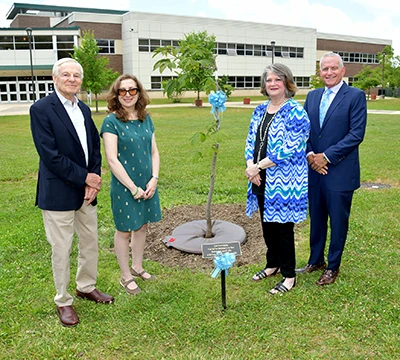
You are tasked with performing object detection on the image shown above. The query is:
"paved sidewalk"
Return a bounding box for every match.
[0,101,265,116]
[0,101,399,116]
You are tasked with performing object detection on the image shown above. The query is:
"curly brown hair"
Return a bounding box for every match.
[106,74,150,122]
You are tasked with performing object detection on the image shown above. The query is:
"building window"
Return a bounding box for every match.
[337,51,379,64]
[139,38,149,52]
[150,39,161,52]
[245,44,253,56]
[254,45,262,57]
[151,75,176,90]
[294,77,310,88]
[348,77,358,86]
[33,35,53,50]
[0,36,14,50]
[57,35,75,60]
[236,44,245,56]
[14,36,30,50]
[216,42,227,55]
[97,39,115,54]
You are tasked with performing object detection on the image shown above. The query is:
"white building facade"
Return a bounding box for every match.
[0,3,391,103]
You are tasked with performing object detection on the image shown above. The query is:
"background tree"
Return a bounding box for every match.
[72,30,119,112]
[217,75,234,98]
[310,63,324,89]
[381,45,400,96]
[353,65,381,100]
[152,31,217,106]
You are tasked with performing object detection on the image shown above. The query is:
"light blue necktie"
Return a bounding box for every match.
[319,88,332,127]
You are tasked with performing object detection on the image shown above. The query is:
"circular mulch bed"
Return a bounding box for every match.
[144,203,304,271]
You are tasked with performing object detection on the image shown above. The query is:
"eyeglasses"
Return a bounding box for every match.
[117,88,139,96]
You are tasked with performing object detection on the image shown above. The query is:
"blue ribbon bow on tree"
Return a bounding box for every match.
[211,251,236,278]
[208,90,227,114]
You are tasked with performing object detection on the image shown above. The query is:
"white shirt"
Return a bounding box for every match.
[55,90,89,166]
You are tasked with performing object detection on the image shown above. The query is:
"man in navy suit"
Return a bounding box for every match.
[296,52,367,285]
[30,58,114,327]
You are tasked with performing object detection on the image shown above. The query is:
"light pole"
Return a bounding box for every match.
[271,41,276,64]
[26,27,36,102]
[381,50,386,99]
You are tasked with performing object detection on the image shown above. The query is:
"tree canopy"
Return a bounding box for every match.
[72,30,119,111]
[152,31,217,104]
[310,63,324,89]
[353,65,381,99]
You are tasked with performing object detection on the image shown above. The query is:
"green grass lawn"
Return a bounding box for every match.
[0,107,399,359]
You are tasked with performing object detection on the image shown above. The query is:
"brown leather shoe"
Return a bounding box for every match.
[56,305,79,327]
[295,263,326,274]
[316,269,339,286]
[76,289,114,304]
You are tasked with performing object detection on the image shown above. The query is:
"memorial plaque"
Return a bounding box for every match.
[201,242,241,259]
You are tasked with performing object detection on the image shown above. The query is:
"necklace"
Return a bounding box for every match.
[256,98,288,164]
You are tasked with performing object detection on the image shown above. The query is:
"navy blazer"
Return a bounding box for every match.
[304,82,367,192]
[30,91,101,211]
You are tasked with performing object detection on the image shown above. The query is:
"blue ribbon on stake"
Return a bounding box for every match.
[208,90,227,114]
[211,251,236,278]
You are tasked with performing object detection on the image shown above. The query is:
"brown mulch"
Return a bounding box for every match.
[144,204,266,271]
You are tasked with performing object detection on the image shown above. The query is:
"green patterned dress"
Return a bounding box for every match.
[100,113,161,231]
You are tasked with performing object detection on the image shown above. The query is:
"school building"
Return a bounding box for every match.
[0,2,391,103]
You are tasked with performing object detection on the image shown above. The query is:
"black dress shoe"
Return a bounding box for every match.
[76,289,114,304]
[316,269,339,286]
[295,263,326,274]
[56,305,79,327]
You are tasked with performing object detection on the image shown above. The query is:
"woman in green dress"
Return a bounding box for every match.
[101,74,161,295]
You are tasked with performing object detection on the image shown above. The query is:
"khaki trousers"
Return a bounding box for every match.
[42,201,98,307]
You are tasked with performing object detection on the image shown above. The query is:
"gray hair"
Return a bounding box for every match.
[260,63,297,98]
[320,52,344,68]
[52,58,84,79]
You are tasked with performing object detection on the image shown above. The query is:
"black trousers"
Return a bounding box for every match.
[257,195,296,278]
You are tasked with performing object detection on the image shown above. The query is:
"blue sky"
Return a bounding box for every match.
[0,0,398,54]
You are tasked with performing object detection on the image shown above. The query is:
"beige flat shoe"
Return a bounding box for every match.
[120,277,141,295]
[130,268,156,281]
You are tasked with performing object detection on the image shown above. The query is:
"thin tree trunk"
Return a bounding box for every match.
[95,93,99,113]
[205,144,219,238]
[205,56,220,238]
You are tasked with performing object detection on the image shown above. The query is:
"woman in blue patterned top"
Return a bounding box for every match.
[245,64,310,294]
[101,75,161,296]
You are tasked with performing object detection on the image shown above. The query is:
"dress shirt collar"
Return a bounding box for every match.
[54,89,79,108]
[324,80,344,96]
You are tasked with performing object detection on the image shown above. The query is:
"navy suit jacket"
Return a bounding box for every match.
[304,82,367,192]
[30,91,101,211]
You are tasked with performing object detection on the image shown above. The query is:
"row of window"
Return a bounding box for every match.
[0,35,115,54]
[150,75,310,90]
[336,51,379,64]
[138,39,179,52]
[215,43,304,58]
[139,38,304,58]
[0,75,52,82]
[0,76,53,102]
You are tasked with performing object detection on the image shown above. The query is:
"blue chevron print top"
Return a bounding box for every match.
[245,98,310,223]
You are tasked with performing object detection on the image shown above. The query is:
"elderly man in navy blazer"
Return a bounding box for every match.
[296,52,367,285]
[30,58,114,327]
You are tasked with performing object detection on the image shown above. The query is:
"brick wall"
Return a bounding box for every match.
[317,39,386,77]
[10,15,50,28]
